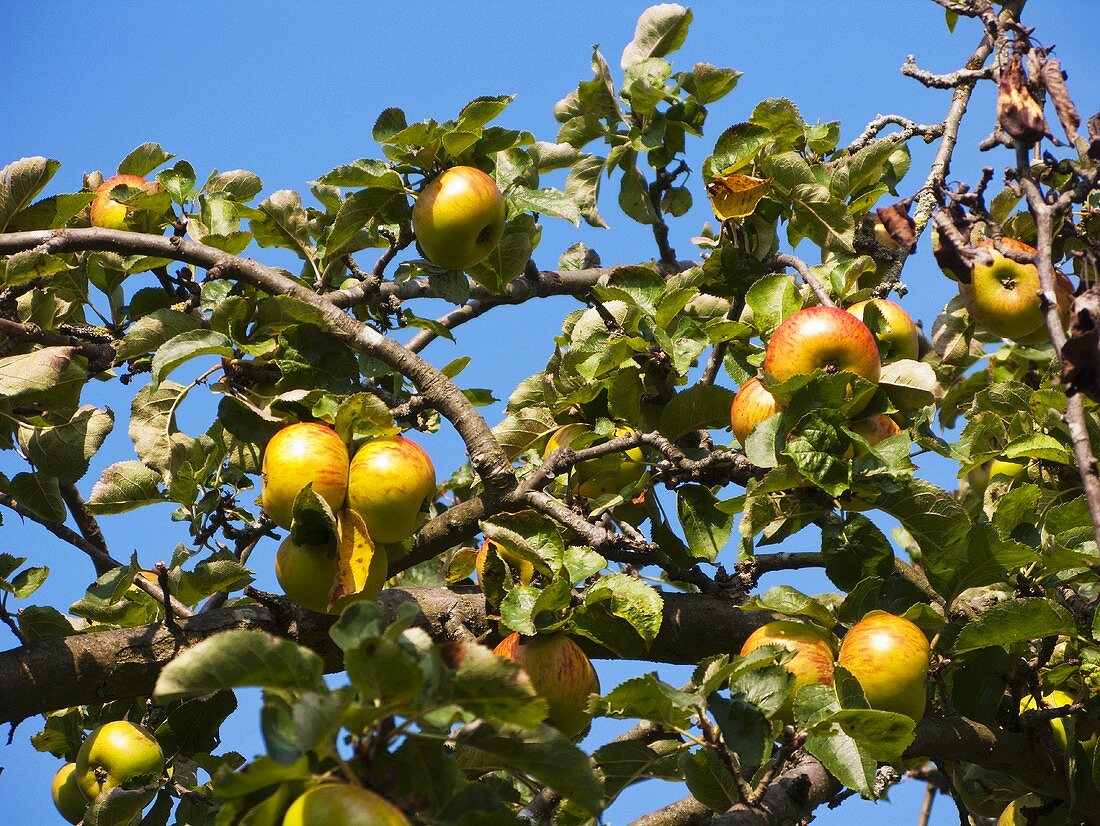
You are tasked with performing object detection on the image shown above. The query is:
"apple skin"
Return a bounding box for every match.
[1020,689,1098,755]
[850,414,902,446]
[960,237,1072,341]
[494,632,600,739]
[740,620,834,720]
[730,376,781,446]
[475,538,534,587]
[989,459,1024,481]
[52,763,88,825]
[283,784,410,826]
[275,531,385,614]
[89,174,165,230]
[543,423,646,499]
[846,299,919,363]
[763,306,881,414]
[347,436,436,544]
[411,166,506,270]
[262,423,350,530]
[837,611,930,722]
[996,795,1069,825]
[75,720,164,801]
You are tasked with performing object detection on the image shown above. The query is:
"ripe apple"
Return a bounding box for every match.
[262,423,350,530]
[283,783,410,826]
[346,435,436,544]
[89,174,166,231]
[960,237,1072,341]
[494,632,600,739]
[543,423,646,499]
[846,298,919,362]
[52,763,88,825]
[763,306,881,414]
[837,611,930,722]
[730,376,781,446]
[411,166,506,270]
[475,538,534,587]
[850,414,902,446]
[75,720,164,801]
[740,620,834,719]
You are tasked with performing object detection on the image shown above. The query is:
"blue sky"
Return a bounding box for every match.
[3,1,1100,822]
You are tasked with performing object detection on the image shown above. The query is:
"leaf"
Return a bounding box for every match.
[593,673,700,729]
[115,309,201,364]
[8,472,65,524]
[150,330,234,385]
[658,384,736,440]
[331,508,386,610]
[621,4,693,69]
[87,461,165,514]
[18,405,115,483]
[680,749,739,812]
[954,598,1075,655]
[117,142,173,177]
[466,220,533,294]
[707,123,772,177]
[789,183,855,253]
[878,359,938,409]
[203,169,263,201]
[4,247,70,286]
[251,190,314,259]
[334,393,397,443]
[326,181,406,255]
[741,585,835,629]
[678,62,742,105]
[706,173,770,220]
[805,724,877,797]
[0,156,62,232]
[508,186,581,225]
[1003,433,1073,465]
[565,153,607,228]
[456,95,515,131]
[584,573,663,643]
[677,485,734,562]
[154,629,325,702]
[0,346,76,401]
[618,164,658,225]
[446,640,549,728]
[831,708,915,762]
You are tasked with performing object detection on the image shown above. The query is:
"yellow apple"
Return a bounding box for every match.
[411,166,505,270]
[837,611,930,722]
[730,376,781,446]
[89,174,168,231]
[51,763,88,824]
[346,435,436,544]
[75,720,164,801]
[846,298,919,363]
[283,784,410,826]
[262,423,350,529]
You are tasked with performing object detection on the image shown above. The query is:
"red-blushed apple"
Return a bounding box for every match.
[411,166,505,270]
[262,423,350,529]
[846,298,920,362]
[52,763,87,825]
[850,414,902,446]
[75,720,164,801]
[89,174,166,231]
[475,537,534,587]
[282,783,410,826]
[763,306,881,414]
[730,376,781,446]
[543,423,646,499]
[960,237,1072,341]
[494,632,600,739]
[739,620,835,719]
[346,435,436,544]
[837,611,930,722]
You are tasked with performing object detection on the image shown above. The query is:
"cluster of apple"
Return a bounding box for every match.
[261,422,436,613]
[730,298,920,450]
[52,720,165,824]
[740,611,931,722]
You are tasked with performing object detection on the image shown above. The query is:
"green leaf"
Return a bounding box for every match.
[584,573,663,644]
[805,723,877,797]
[346,636,423,707]
[619,164,658,225]
[954,598,1076,655]
[115,309,201,363]
[659,384,736,440]
[741,585,835,629]
[831,708,915,762]
[4,247,70,286]
[680,749,739,812]
[154,629,325,702]
[745,275,804,337]
[203,169,263,201]
[154,690,238,755]
[18,405,115,484]
[428,268,471,305]
[334,392,397,443]
[877,478,970,595]
[373,108,408,143]
[0,156,62,232]
[8,472,65,524]
[707,123,772,177]
[789,183,855,253]
[466,220,533,294]
[508,186,581,225]
[326,180,407,256]
[446,641,549,729]
[157,160,197,204]
[1003,433,1073,464]
[677,485,734,563]
[878,359,937,409]
[0,346,77,401]
[593,673,700,729]
[9,565,48,599]
[87,461,165,514]
[251,190,315,260]
[678,63,741,105]
[595,738,684,801]
[117,142,173,176]
[150,329,234,385]
[621,4,693,69]
[750,99,807,151]
[820,514,894,591]
[565,153,607,228]
[457,95,515,131]
[783,412,851,496]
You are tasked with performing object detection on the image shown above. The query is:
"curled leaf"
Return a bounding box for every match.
[875,197,917,253]
[997,50,1052,145]
[329,508,387,611]
[706,171,770,220]
[1040,56,1081,148]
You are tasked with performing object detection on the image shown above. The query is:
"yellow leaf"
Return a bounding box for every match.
[706,172,771,220]
[330,508,387,611]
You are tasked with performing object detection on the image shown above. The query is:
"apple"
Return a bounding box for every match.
[283,784,410,826]
[275,528,386,614]
[346,435,436,544]
[411,166,506,270]
[51,763,88,825]
[763,306,881,414]
[996,795,1069,825]
[75,720,164,801]
[262,423,350,530]
[989,458,1025,481]
[1020,689,1098,755]
[475,538,534,587]
[730,376,781,446]
[846,298,919,363]
[89,174,167,231]
[494,632,600,739]
[543,423,646,499]
[960,237,1072,341]
[873,217,902,253]
[950,762,1022,819]
[850,414,902,446]
[837,611,930,722]
[740,620,834,719]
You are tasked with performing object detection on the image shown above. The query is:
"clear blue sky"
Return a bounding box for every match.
[3,1,1099,822]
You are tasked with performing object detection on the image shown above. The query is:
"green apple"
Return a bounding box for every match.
[283,784,410,826]
[262,423,350,529]
[960,237,1072,341]
[730,376,781,446]
[543,423,646,499]
[475,538,534,587]
[846,298,919,363]
[89,174,168,231]
[275,526,386,615]
[997,795,1070,825]
[1020,689,1098,755]
[837,611,930,722]
[51,763,88,825]
[740,620,835,720]
[989,458,1025,481]
[763,306,881,414]
[494,632,600,739]
[850,414,902,447]
[75,720,164,801]
[347,435,436,544]
[411,166,505,270]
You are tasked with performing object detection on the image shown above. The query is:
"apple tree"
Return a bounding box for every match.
[2,1,1100,823]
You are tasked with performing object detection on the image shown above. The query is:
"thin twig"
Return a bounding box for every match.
[769,254,835,307]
